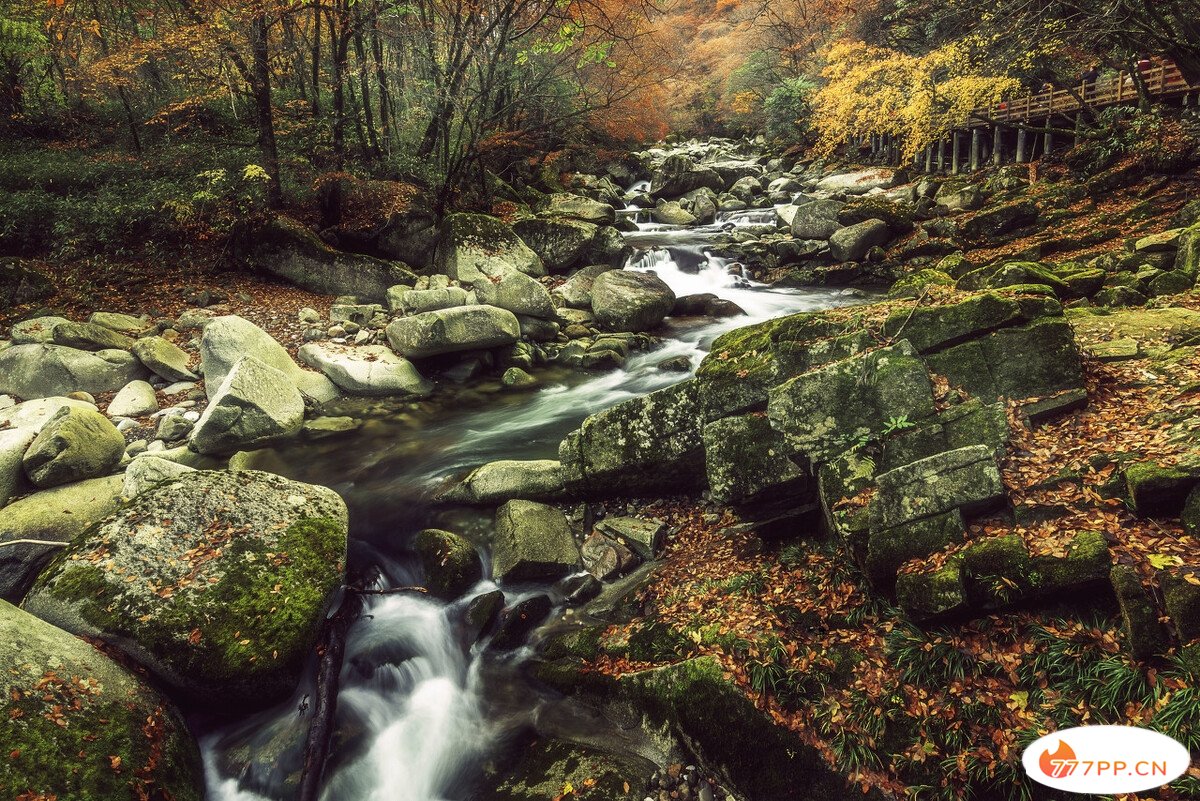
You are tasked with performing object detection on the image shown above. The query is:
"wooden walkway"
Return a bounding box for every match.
[969,61,1200,126]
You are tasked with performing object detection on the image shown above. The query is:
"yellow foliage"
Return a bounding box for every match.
[812,39,1020,160]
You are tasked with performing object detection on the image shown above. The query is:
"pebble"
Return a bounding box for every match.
[66,391,95,404]
[162,381,197,396]
[327,325,347,338]
[146,440,166,453]
[125,440,148,457]
[115,418,138,433]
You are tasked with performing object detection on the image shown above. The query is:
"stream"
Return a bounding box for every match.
[201,200,865,801]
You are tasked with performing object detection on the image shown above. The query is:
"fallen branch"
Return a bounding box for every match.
[0,539,69,550]
[350,585,428,596]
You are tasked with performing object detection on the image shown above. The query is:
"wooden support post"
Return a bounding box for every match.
[1016,129,1028,163]
[1043,118,1053,158]
[951,132,962,174]
[970,128,982,172]
[992,125,1003,166]
[925,145,934,173]
[937,139,946,172]
[1074,113,1084,147]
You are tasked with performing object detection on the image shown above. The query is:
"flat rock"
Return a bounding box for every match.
[131,336,199,382]
[298,343,432,397]
[190,355,305,454]
[385,305,520,359]
[108,379,159,417]
[0,344,147,399]
[200,315,338,402]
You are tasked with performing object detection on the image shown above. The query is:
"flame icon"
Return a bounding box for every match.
[1039,740,1078,778]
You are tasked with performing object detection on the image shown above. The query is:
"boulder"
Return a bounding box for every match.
[385,305,521,359]
[650,154,724,199]
[122,455,196,498]
[88,311,150,335]
[0,344,146,399]
[107,379,158,417]
[542,193,617,225]
[0,258,53,306]
[961,199,1038,242]
[435,213,546,283]
[241,216,417,301]
[0,475,123,602]
[485,739,655,801]
[866,510,966,587]
[190,355,305,454]
[594,516,666,560]
[0,428,34,507]
[297,343,432,397]
[1112,564,1167,660]
[554,264,617,309]
[0,396,98,435]
[869,445,1006,532]
[49,320,134,352]
[829,219,891,262]
[131,336,199,382]
[23,470,348,706]
[22,406,125,488]
[376,204,439,270]
[411,528,482,599]
[560,380,705,497]
[814,168,895,195]
[388,286,471,314]
[0,599,203,801]
[790,199,843,240]
[12,316,69,344]
[471,269,557,319]
[492,500,579,582]
[199,315,339,403]
[582,225,632,269]
[513,217,599,273]
[651,200,697,226]
[767,342,936,465]
[704,414,808,506]
[590,270,676,332]
[445,459,565,504]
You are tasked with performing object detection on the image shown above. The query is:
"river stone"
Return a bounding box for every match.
[122,455,196,499]
[190,355,305,454]
[871,445,1005,533]
[814,168,895,195]
[584,225,632,269]
[0,599,203,801]
[590,270,675,332]
[131,335,199,382]
[12,316,69,344]
[513,217,599,273]
[411,528,483,599]
[594,516,666,560]
[560,380,705,497]
[767,342,936,466]
[0,475,123,603]
[651,200,697,226]
[49,320,134,352]
[107,379,159,417]
[435,213,546,284]
[554,264,617,309]
[200,315,338,403]
[0,344,146,399]
[470,269,557,319]
[88,311,150,335]
[22,406,125,488]
[492,500,579,583]
[829,219,891,262]
[242,216,417,301]
[790,199,844,240]
[297,343,432,398]
[543,193,617,225]
[0,428,34,507]
[0,396,98,435]
[385,305,520,359]
[703,414,808,506]
[649,154,724,199]
[23,469,348,706]
[445,460,565,504]
[388,286,471,314]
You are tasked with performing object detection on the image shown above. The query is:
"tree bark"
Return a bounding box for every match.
[251,13,284,208]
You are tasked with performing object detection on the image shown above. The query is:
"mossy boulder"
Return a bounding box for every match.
[435,212,546,283]
[880,291,1057,354]
[1124,462,1200,516]
[767,341,936,466]
[1111,564,1167,660]
[984,262,1071,298]
[512,217,599,273]
[870,445,1006,532]
[703,414,809,506]
[1159,568,1200,644]
[492,500,579,583]
[411,528,482,599]
[888,269,954,299]
[444,459,565,504]
[486,737,653,801]
[49,320,134,352]
[897,560,967,621]
[1092,286,1148,308]
[866,510,966,586]
[0,600,203,801]
[1030,530,1111,595]
[838,196,915,233]
[23,470,349,707]
[960,535,1032,608]
[22,406,125,488]
[961,199,1039,243]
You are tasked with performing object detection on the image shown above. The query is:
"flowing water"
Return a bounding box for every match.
[201,193,866,801]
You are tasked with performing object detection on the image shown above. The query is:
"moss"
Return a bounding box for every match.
[961,536,1032,608]
[880,291,1024,353]
[896,561,966,620]
[1031,531,1111,594]
[1124,462,1200,516]
[1112,564,1167,660]
[887,269,953,299]
[541,624,607,661]
[865,510,966,587]
[489,738,652,801]
[411,528,482,600]
[1160,568,1200,643]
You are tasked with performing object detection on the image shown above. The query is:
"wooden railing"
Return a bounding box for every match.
[968,62,1200,127]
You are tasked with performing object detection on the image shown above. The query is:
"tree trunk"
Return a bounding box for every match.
[251,14,284,208]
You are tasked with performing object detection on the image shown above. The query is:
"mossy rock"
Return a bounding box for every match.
[984,261,1071,298]
[1111,564,1167,660]
[887,269,954,299]
[865,509,966,587]
[703,414,810,506]
[23,470,349,707]
[897,561,966,621]
[1124,462,1200,516]
[936,252,976,279]
[1159,568,1200,643]
[411,528,483,599]
[1030,530,1111,595]
[486,738,654,801]
[1092,286,1148,308]
[0,599,203,801]
[961,535,1032,608]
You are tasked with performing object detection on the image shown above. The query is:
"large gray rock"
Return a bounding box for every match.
[650,154,724,199]
[445,459,565,504]
[0,599,203,800]
[554,264,617,309]
[89,311,150,335]
[376,204,439,270]
[829,219,891,262]
[768,342,937,465]
[22,406,125,488]
[790,199,844,240]
[704,414,808,506]
[543,193,617,225]
[513,217,599,273]
[0,344,146,399]
[385,305,520,358]
[0,475,123,602]
[23,470,348,706]
[870,445,1006,531]
[190,355,305,454]
[297,343,432,397]
[199,315,339,402]
[0,396,98,435]
[388,286,471,314]
[122,455,196,498]
[590,270,676,332]
[243,216,417,301]
[471,269,557,319]
[652,201,697,226]
[492,499,579,582]
[49,320,134,351]
[107,379,158,417]
[11,315,69,344]
[814,168,895,195]
[131,336,199,382]
[0,428,34,507]
[435,213,546,283]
